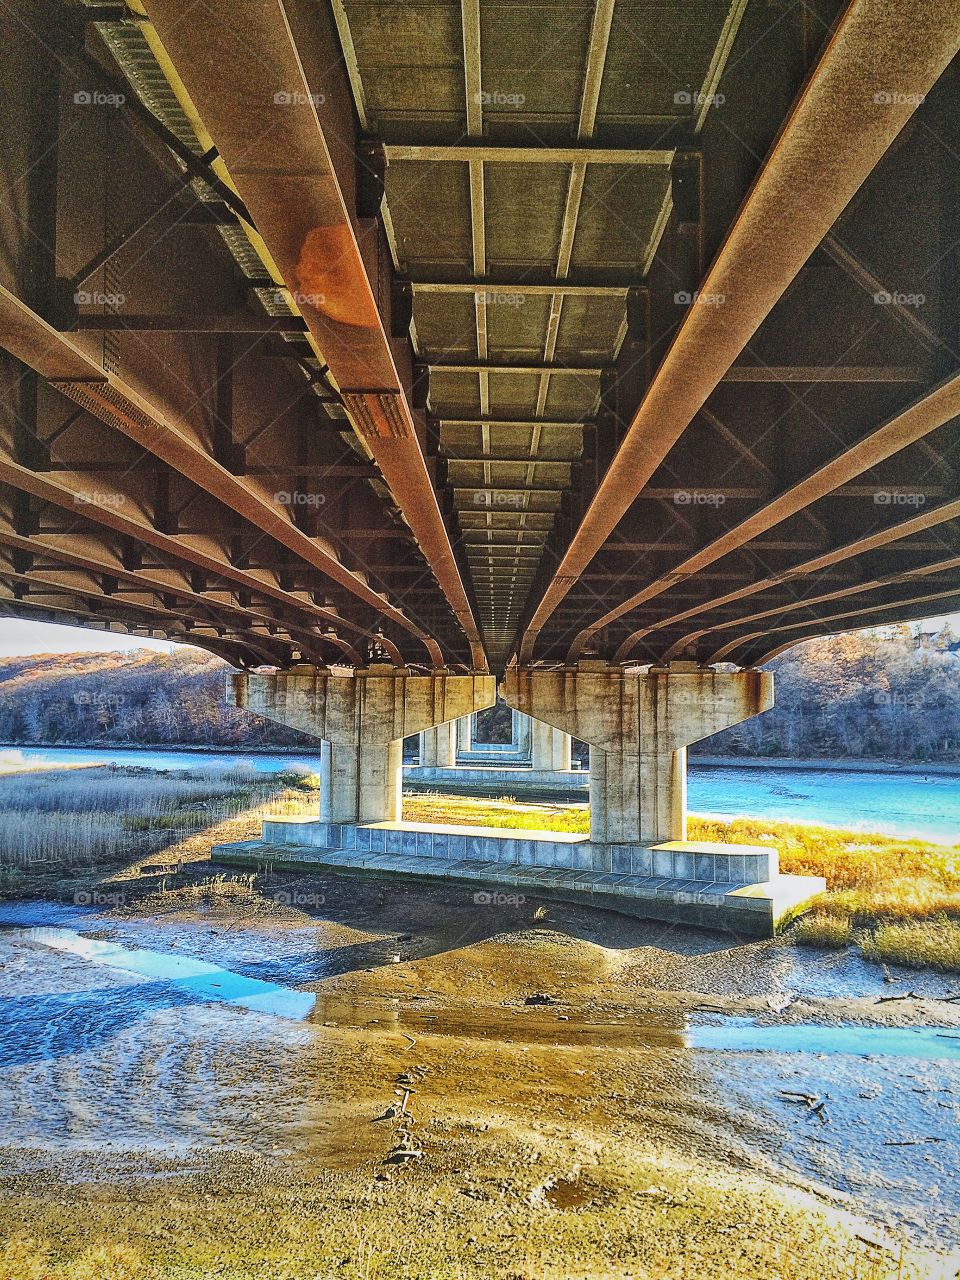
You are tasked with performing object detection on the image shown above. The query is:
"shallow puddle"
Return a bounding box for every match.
[544,1175,594,1209]
[690,1020,960,1060]
[3,925,316,1021]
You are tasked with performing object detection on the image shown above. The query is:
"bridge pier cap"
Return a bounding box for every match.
[228,664,496,741]
[501,661,773,843]
[228,664,495,824]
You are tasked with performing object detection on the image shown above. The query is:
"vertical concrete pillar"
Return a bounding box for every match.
[588,744,687,843]
[515,712,533,758]
[530,720,573,771]
[457,714,473,754]
[230,665,495,826]
[503,663,773,845]
[319,740,403,823]
[419,721,457,768]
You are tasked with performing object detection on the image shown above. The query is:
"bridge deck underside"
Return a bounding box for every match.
[0,1,957,673]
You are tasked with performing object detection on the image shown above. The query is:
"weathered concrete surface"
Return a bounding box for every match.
[531,720,573,771]
[420,721,458,768]
[215,823,824,937]
[230,665,495,824]
[503,664,774,844]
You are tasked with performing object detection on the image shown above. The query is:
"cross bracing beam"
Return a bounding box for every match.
[410,280,631,297]
[440,418,590,429]
[428,361,606,375]
[383,144,676,165]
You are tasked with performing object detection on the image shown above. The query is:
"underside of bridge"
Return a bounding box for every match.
[1,0,958,680]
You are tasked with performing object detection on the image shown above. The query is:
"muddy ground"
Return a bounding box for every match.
[1,866,959,1279]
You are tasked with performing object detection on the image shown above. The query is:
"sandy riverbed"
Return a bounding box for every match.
[1,871,958,1279]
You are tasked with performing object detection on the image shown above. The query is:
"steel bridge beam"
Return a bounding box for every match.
[645,498,960,659]
[603,369,960,663]
[713,584,960,667]
[139,0,486,672]
[0,284,440,664]
[518,0,960,665]
[0,525,364,666]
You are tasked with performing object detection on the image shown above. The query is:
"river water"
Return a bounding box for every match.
[2,745,958,843]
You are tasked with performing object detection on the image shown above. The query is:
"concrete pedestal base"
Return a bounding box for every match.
[404,763,589,797]
[213,818,825,937]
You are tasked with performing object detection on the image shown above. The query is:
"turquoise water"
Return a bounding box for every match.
[2,745,958,843]
[690,1020,960,1059]
[2,925,317,1023]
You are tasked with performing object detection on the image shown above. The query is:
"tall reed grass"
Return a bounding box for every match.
[0,764,307,871]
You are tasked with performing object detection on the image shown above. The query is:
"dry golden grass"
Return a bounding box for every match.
[861,920,960,971]
[402,794,960,969]
[0,765,314,873]
[790,912,855,949]
[0,1238,143,1280]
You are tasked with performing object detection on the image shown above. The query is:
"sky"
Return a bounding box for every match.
[0,619,176,657]
[0,612,957,660]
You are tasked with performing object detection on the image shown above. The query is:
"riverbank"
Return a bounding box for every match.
[2,772,959,1276]
[4,740,960,774]
[693,755,960,777]
[3,745,958,843]
[2,768,958,970]
[1,888,958,1279]
[402,795,960,972]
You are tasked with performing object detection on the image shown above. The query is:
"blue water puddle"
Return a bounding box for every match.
[4,925,316,1021]
[5,916,959,1060]
[690,1019,960,1060]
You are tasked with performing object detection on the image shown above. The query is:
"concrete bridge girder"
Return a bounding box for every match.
[502,664,773,843]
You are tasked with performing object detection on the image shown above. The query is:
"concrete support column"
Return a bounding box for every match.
[504,662,773,845]
[230,665,495,825]
[419,720,457,768]
[457,715,472,754]
[531,720,573,771]
[318,739,403,824]
[515,712,533,758]
[588,745,687,843]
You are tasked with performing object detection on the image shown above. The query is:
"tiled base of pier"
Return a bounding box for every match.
[213,818,825,937]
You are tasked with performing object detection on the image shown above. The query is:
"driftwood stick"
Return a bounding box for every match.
[883,1137,944,1147]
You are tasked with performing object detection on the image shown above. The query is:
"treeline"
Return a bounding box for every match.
[0,650,311,748]
[0,624,957,760]
[704,625,960,761]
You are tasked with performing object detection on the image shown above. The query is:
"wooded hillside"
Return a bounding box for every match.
[0,624,957,760]
[0,649,311,747]
[705,625,959,760]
